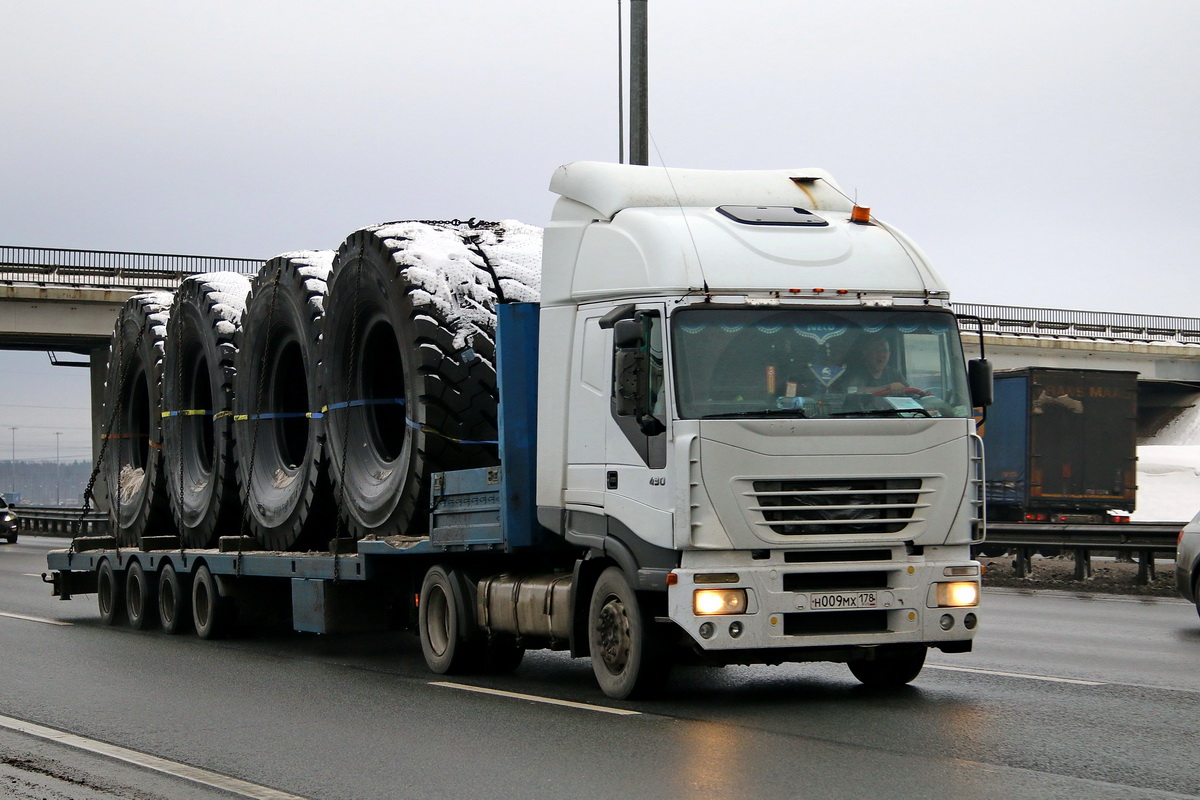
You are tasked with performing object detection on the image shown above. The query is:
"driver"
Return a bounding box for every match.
[838,334,918,396]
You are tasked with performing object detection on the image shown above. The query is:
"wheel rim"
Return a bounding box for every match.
[596,595,631,675]
[427,585,450,657]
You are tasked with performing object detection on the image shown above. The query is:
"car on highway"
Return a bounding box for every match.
[0,497,17,543]
[1176,509,1200,617]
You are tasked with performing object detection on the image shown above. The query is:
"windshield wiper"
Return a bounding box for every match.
[829,407,932,419]
[700,408,809,420]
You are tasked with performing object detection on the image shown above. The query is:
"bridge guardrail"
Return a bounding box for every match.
[1,245,261,291]
[15,505,110,538]
[953,303,1200,344]
[979,521,1183,584]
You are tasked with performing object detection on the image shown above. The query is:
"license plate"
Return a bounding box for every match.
[809,591,878,610]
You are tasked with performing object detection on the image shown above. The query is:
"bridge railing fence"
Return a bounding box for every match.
[1,245,262,290]
[954,303,1200,345]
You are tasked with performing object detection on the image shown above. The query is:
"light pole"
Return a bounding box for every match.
[55,432,62,506]
[8,427,16,496]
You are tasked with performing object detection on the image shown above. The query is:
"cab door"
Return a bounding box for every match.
[604,304,674,550]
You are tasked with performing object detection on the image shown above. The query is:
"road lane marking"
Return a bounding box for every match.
[0,611,72,626]
[432,681,642,715]
[926,664,1104,685]
[0,713,307,800]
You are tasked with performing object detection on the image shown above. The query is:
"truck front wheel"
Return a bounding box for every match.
[848,644,927,688]
[419,565,480,674]
[588,567,670,700]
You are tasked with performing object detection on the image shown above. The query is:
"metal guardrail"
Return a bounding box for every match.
[954,303,1200,344]
[0,245,262,291]
[980,521,1183,584]
[14,505,110,537]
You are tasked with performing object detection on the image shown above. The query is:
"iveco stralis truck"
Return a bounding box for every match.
[46,162,988,699]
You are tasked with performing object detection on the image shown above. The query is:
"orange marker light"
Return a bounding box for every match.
[851,206,872,224]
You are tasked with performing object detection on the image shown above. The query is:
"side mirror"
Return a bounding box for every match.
[968,359,993,408]
[613,318,644,350]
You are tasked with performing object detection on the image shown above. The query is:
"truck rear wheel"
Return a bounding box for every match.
[158,562,192,635]
[125,560,158,630]
[97,559,125,626]
[418,565,481,674]
[848,644,927,688]
[192,564,235,639]
[588,567,670,700]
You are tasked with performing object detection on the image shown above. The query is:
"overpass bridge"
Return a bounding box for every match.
[3,244,1199,474]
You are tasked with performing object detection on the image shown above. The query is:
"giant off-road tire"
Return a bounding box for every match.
[321,221,541,539]
[233,252,335,551]
[162,272,251,549]
[103,292,175,547]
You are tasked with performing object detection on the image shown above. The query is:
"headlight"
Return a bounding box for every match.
[694,589,747,615]
[935,581,980,608]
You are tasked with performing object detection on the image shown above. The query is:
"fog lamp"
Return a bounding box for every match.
[940,614,954,631]
[694,589,748,615]
[699,621,716,639]
[935,581,979,608]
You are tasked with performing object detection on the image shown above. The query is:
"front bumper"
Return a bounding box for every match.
[667,547,979,653]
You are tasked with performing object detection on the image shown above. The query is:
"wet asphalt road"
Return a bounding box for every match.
[2,537,1198,800]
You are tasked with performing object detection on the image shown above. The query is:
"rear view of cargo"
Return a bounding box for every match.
[984,368,1138,523]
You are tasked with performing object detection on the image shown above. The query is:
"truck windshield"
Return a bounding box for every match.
[671,307,973,420]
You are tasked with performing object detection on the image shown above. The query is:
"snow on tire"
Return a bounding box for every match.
[321,220,541,539]
[233,252,335,551]
[162,272,251,549]
[103,292,175,547]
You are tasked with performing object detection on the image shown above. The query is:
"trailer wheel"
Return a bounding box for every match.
[192,564,235,639]
[418,565,481,674]
[97,559,125,626]
[125,560,158,630]
[588,567,670,700]
[848,644,927,688]
[158,562,192,635]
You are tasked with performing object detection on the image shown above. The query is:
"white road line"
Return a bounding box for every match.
[0,611,72,626]
[926,664,1105,686]
[432,681,642,715]
[0,713,307,800]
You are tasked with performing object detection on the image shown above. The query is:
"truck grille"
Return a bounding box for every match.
[748,478,931,535]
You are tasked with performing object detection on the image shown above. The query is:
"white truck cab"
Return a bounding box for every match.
[536,162,984,692]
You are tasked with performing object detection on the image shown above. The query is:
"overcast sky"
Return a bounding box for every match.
[2,0,1199,464]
